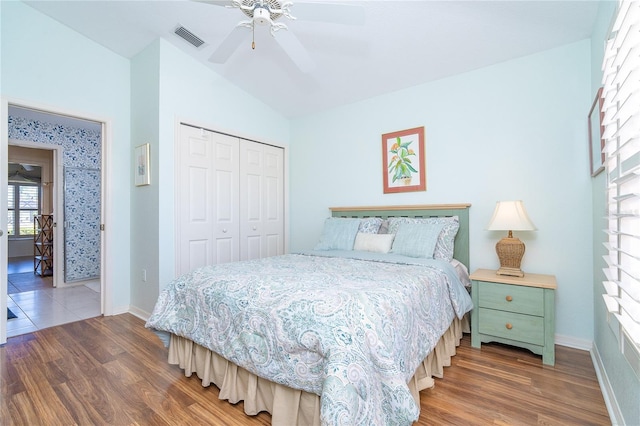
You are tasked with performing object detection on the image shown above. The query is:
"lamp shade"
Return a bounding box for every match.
[487,200,536,231]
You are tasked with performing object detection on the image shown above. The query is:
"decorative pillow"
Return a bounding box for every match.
[378,219,389,234]
[388,216,460,261]
[314,218,361,251]
[358,217,384,234]
[390,222,445,258]
[353,232,395,253]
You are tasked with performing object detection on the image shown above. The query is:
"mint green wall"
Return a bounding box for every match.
[3,2,288,317]
[1,1,132,313]
[128,39,290,314]
[590,2,639,424]
[156,39,289,289]
[290,40,593,343]
[130,40,161,315]
[157,39,289,292]
[4,2,634,422]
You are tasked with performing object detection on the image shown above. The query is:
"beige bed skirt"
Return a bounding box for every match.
[168,315,469,425]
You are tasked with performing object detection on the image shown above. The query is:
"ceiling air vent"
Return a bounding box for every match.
[174,25,206,48]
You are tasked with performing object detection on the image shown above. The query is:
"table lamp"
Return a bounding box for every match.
[486,200,536,277]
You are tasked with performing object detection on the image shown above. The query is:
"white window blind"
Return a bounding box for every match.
[601,0,640,352]
[7,183,40,237]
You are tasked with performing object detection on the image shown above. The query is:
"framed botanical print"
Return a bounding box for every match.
[135,143,150,186]
[382,126,426,193]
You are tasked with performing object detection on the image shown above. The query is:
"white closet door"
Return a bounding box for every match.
[177,125,215,276]
[262,144,284,258]
[177,125,240,276]
[212,132,240,264]
[240,140,284,260]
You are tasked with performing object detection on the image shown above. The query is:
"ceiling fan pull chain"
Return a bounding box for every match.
[252,24,255,50]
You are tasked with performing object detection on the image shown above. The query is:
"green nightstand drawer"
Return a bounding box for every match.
[478,307,545,345]
[478,281,544,316]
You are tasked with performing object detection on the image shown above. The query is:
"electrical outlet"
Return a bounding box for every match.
[142,269,147,282]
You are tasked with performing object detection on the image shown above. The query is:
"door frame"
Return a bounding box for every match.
[1,97,110,344]
[7,139,64,288]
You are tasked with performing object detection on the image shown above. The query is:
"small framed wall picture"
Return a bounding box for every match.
[588,87,605,177]
[382,126,426,193]
[135,143,150,186]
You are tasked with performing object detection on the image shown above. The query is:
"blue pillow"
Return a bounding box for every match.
[314,218,361,251]
[388,216,460,261]
[391,222,445,258]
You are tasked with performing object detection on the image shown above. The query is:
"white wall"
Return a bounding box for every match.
[2,1,132,313]
[8,240,31,258]
[290,40,593,343]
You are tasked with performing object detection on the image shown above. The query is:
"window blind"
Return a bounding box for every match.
[601,0,640,352]
[7,183,40,237]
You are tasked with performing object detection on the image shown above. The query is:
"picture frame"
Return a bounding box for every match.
[382,126,426,193]
[588,87,605,177]
[135,143,150,186]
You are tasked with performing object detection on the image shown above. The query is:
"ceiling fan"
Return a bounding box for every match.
[199,1,365,73]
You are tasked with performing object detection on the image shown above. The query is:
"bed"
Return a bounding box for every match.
[146,204,472,425]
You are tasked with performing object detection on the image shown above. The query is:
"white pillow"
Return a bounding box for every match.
[353,233,395,253]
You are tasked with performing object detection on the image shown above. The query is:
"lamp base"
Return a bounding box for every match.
[495,234,526,277]
[496,266,524,277]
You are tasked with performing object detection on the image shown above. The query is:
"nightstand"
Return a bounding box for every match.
[470,268,557,366]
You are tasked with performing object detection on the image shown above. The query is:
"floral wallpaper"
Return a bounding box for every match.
[64,167,101,281]
[8,115,102,282]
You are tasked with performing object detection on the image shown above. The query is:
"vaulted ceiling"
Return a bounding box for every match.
[23,0,601,118]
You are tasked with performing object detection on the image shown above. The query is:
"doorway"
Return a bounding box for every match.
[3,104,105,339]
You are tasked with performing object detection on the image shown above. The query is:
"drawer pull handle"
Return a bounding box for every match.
[505,323,513,330]
[506,295,513,302]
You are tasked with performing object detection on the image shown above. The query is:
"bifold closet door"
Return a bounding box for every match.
[177,125,239,276]
[239,140,284,261]
[212,132,240,264]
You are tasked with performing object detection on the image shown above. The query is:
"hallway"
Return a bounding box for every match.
[6,256,101,338]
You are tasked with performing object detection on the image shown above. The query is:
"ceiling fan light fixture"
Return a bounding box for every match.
[253,7,272,26]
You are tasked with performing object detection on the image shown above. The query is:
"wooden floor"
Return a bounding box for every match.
[0,314,610,425]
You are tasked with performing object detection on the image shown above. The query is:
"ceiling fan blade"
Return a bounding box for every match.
[209,25,250,63]
[193,0,235,7]
[293,2,365,25]
[276,29,315,73]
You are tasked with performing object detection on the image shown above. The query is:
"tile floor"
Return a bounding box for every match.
[6,256,101,338]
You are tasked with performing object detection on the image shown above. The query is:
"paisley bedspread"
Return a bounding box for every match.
[146,251,473,425]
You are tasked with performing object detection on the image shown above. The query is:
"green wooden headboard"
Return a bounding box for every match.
[330,204,471,270]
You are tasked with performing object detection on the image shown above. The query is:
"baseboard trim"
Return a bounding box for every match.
[591,344,624,425]
[555,333,592,351]
[106,304,131,316]
[128,306,151,321]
